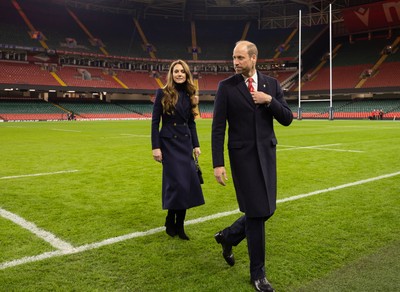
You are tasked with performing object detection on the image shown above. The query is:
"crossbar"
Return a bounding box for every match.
[299,99,331,103]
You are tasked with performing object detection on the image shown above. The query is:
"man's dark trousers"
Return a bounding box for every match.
[222,214,272,280]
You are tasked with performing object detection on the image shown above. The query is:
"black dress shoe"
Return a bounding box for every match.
[252,277,275,292]
[214,231,235,266]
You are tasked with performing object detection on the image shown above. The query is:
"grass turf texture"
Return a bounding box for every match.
[0,119,399,291]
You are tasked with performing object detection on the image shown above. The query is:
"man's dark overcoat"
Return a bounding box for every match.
[152,88,204,210]
[212,72,293,217]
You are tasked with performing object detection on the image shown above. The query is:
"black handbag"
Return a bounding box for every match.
[194,156,204,184]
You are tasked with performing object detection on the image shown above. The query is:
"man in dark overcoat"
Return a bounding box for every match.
[212,40,293,292]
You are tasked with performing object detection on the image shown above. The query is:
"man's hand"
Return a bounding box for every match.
[152,148,162,163]
[251,91,272,105]
[214,166,228,186]
[193,147,201,158]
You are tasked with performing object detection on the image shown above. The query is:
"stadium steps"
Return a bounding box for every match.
[355,36,400,89]
[362,62,400,88]
[132,18,163,88]
[66,8,109,56]
[190,21,199,61]
[273,27,298,59]
[0,0,38,47]
[296,43,342,91]
[241,21,251,41]
[11,0,50,50]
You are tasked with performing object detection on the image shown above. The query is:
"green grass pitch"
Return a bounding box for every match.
[1,119,399,291]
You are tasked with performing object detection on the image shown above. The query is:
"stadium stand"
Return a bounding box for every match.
[0,0,399,121]
[138,19,192,60]
[113,71,160,91]
[0,98,66,121]
[16,1,96,54]
[115,101,153,118]
[0,61,60,86]
[300,35,398,92]
[300,64,373,91]
[0,0,38,47]
[55,66,121,88]
[56,100,132,119]
[197,73,231,91]
[362,62,400,88]
[71,8,145,57]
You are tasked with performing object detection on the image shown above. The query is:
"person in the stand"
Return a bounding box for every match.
[151,59,205,240]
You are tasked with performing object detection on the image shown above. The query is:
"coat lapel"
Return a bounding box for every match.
[257,72,270,94]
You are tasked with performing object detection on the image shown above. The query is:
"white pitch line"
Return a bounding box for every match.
[0,208,74,251]
[280,143,342,148]
[1,170,399,270]
[278,144,364,153]
[120,134,150,137]
[104,134,150,139]
[283,147,364,153]
[278,171,400,204]
[51,128,82,133]
[0,170,79,180]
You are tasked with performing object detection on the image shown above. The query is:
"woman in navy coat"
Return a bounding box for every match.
[151,59,205,240]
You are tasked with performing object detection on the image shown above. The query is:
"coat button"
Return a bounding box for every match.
[174,135,177,138]
[173,123,176,126]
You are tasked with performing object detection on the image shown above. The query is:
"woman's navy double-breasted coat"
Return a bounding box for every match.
[151,88,204,210]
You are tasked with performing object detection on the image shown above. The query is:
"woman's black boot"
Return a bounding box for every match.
[165,210,176,237]
[175,210,189,240]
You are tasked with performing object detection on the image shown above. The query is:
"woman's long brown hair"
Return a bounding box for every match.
[162,59,198,116]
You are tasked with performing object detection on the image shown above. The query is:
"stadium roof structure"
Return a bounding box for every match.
[42,0,380,29]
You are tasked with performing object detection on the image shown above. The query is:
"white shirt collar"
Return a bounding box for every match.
[244,72,257,84]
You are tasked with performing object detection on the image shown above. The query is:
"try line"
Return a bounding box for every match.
[1,170,399,270]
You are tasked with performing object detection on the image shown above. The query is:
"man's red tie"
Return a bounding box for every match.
[247,77,254,92]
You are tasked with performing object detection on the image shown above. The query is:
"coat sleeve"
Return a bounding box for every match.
[188,111,200,148]
[267,78,293,126]
[211,81,228,168]
[151,89,163,149]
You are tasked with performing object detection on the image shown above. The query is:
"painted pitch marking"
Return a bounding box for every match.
[1,170,399,270]
[279,143,364,153]
[0,170,79,180]
[51,128,82,133]
[0,208,74,251]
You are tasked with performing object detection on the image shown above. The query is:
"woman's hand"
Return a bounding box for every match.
[193,147,201,158]
[191,95,199,105]
[152,148,162,163]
